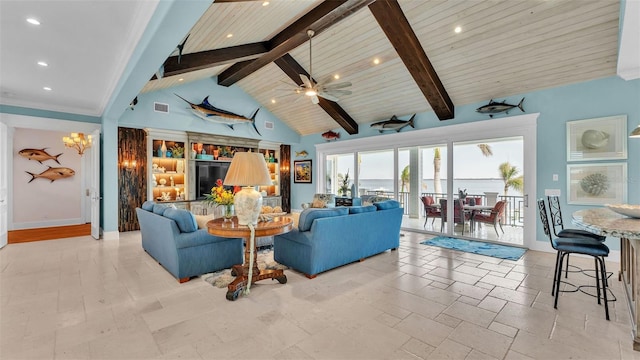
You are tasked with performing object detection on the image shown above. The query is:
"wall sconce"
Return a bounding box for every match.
[630,125,640,138]
[62,132,92,156]
[122,159,137,170]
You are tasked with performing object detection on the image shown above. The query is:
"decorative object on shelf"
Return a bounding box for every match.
[159,178,167,186]
[191,144,197,159]
[170,176,175,187]
[161,192,171,201]
[159,140,167,158]
[321,130,340,141]
[204,179,241,222]
[338,169,350,196]
[171,145,184,158]
[567,115,627,161]
[152,174,157,187]
[567,162,627,205]
[293,159,312,183]
[18,148,62,164]
[165,150,172,158]
[295,150,308,158]
[26,166,75,183]
[475,98,525,118]
[176,160,184,174]
[630,125,640,138]
[370,114,416,133]
[62,132,92,156]
[223,152,272,225]
[175,94,262,136]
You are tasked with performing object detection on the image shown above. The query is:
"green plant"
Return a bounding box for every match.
[171,145,184,158]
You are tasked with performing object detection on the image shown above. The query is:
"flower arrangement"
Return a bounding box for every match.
[204,179,240,206]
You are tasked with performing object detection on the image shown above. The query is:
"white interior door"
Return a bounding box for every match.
[90,129,100,239]
[0,122,8,248]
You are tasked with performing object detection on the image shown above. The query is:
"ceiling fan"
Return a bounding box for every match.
[281,29,353,104]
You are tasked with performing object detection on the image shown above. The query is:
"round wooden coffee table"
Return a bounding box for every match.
[207,216,293,301]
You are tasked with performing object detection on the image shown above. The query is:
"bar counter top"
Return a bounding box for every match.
[572,208,640,240]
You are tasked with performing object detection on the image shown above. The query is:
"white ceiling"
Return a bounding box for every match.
[1,0,638,136]
[0,0,158,116]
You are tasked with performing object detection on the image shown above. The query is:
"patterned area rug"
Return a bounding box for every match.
[202,248,287,288]
[420,236,526,261]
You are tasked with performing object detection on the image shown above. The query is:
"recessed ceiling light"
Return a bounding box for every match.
[333,74,340,80]
[454,26,462,33]
[178,78,184,82]
[43,86,52,91]
[271,99,276,104]
[226,33,233,38]
[26,18,40,25]
[262,1,269,6]
[373,58,380,65]
[37,61,48,67]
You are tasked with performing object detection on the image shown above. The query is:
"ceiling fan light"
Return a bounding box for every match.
[305,89,317,97]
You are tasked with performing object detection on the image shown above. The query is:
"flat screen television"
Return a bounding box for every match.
[195,161,231,199]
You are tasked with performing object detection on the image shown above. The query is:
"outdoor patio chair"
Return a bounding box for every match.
[440,198,470,235]
[420,196,441,227]
[472,200,506,236]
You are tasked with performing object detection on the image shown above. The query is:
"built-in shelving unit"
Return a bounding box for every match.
[147,130,188,202]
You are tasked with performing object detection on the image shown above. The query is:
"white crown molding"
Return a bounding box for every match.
[617,0,640,81]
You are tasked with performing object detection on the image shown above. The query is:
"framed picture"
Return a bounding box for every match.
[566,115,627,161]
[293,160,312,183]
[567,163,627,205]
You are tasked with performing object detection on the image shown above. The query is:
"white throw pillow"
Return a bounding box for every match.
[194,214,215,229]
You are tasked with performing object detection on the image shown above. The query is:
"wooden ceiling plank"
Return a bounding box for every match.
[218,0,376,87]
[160,42,269,78]
[275,54,359,134]
[368,0,454,120]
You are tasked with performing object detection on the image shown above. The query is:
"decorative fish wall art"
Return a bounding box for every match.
[295,150,309,157]
[321,130,340,141]
[370,114,416,133]
[476,98,525,117]
[19,148,62,164]
[26,166,75,183]
[175,94,261,136]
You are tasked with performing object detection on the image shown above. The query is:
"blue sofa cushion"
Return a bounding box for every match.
[153,203,169,215]
[142,201,155,212]
[348,205,377,214]
[298,207,349,232]
[163,208,198,233]
[374,200,401,210]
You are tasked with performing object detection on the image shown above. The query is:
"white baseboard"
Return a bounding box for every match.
[102,231,120,240]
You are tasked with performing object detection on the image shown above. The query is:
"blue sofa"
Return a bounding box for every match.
[274,200,403,278]
[136,201,243,283]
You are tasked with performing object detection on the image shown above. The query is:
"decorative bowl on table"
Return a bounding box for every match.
[605,204,640,219]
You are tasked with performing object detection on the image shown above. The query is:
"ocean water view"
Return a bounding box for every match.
[358,178,523,196]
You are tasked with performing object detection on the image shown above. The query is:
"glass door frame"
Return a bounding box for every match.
[315,113,539,249]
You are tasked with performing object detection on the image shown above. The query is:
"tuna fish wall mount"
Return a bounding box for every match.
[19,147,76,183]
[476,98,525,118]
[175,94,261,136]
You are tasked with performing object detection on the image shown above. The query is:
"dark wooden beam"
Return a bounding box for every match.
[218,0,376,87]
[275,54,358,135]
[369,0,454,120]
[157,42,269,79]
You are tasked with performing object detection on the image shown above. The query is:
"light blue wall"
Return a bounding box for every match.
[292,76,639,249]
[118,77,300,145]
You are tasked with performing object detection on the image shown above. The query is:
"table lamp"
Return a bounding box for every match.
[223,151,272,225]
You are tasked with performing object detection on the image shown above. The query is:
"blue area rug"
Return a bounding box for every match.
[420,236,526,261]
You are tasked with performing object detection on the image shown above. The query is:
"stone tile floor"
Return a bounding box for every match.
[1,230,637,359]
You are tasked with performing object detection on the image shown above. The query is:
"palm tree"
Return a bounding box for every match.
[499,162,524,195]
[400,165,410,192]
[433,144,492,195]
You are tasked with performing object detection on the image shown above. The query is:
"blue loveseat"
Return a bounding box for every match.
[136,201,243,283]
[274,200,403,278]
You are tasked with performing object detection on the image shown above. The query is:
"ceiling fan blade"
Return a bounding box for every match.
[311,95,320,104]
[324,89,352,96]
[300,74,313,89]
[318,92,339,102]
[322,81,352,90]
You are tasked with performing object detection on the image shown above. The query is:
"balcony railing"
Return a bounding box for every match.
[363,190,524,227]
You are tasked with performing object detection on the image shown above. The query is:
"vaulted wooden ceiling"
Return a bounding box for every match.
[141,0,620,136]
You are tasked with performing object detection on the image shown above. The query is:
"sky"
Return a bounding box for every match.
[335,137,524,180]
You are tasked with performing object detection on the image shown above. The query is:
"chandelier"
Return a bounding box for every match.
[62,132,92,156]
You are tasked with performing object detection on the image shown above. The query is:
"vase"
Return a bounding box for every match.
[160,140,167,158]
[222,204,234,222]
